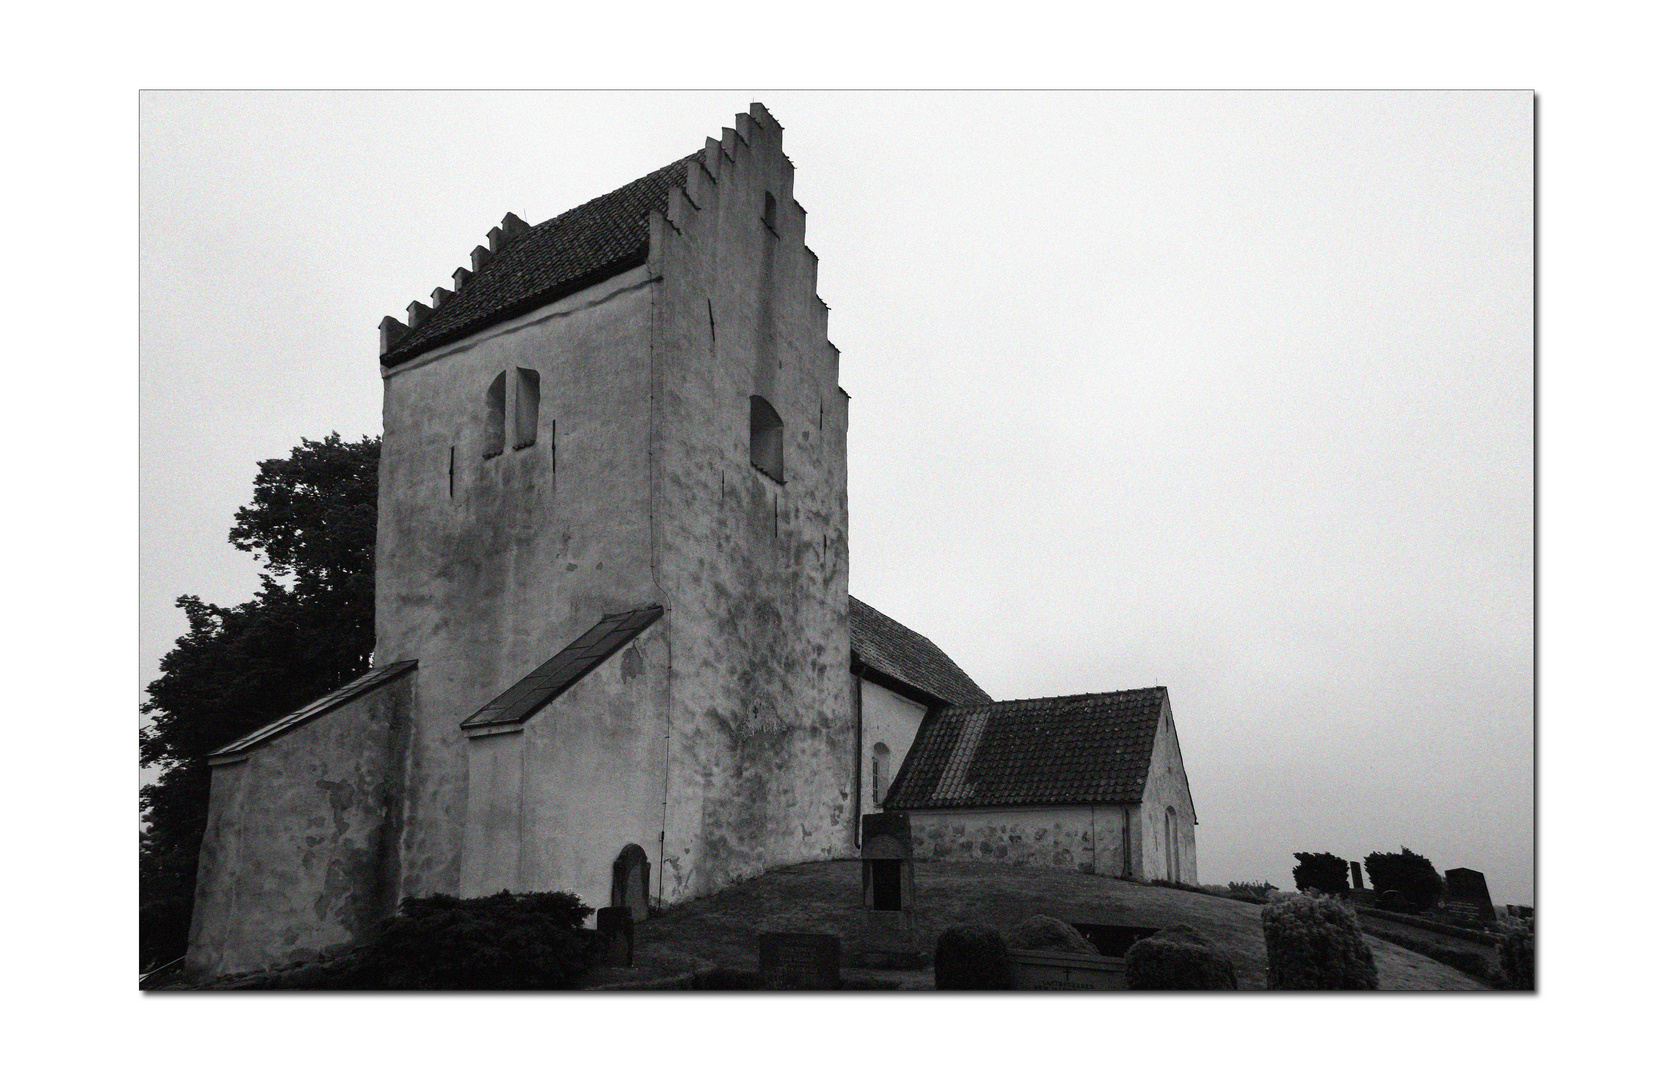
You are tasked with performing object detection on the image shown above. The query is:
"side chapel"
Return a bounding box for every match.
[185,104,1198,978]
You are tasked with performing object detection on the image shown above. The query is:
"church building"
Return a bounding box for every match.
[185,104,1197,979]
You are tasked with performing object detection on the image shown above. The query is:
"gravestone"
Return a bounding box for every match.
[1443,867,1497,925]
[758,931,842,989]
[1351,861,1364,891]
[596,906,633,967]
[611,844,651,922]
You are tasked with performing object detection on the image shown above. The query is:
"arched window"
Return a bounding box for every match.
[872,741,891,806]
[749,395,784,482]
[513,367,539,450]
[484,372,506,458]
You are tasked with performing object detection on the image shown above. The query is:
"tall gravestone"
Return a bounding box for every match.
[1443,867,1497,925]
[1350,861,1365,891]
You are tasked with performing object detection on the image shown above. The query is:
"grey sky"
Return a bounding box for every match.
[140,91,1532,902]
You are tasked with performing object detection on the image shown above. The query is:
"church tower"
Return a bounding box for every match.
[373,103,852,910]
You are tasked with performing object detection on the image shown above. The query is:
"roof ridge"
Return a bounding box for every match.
[947,686,1167,710]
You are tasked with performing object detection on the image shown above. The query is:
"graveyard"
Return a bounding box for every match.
[581,859,1488,990]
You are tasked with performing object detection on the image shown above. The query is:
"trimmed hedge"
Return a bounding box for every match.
[373,890,601,989]
[1364,848,1444,911]
[1262,893,1379,990]
[934,924,1012,989]
[1498,916,1535,990]
[1291,852,1350,896]
[1005,915,1099,955]
[1125,925,1238,990]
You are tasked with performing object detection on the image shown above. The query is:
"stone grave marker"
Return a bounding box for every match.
[758,931,842,990]
[1351,860,1364,891]
[596,906,633,967]
[1443,867,1497,925]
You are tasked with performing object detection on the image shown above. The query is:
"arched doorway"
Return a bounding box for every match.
[611,844,650,921]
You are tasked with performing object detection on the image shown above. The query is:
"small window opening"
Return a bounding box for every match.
[484,372,506,458]
[872,742,891,806]
[513,367,540,450]
[749,395,784,482]
[762,191,777,233]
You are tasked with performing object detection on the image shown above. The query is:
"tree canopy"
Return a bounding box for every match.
[140,433,379,970]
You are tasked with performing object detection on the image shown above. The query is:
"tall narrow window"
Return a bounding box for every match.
[513,367,540,450]
[484,372,506,458]
[749,395,784,482]
[872,742,891,806]
[1165,807,1180,882]
[762,190,777,233]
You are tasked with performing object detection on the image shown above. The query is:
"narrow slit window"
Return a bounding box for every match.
[762,190,777,233]
[484,372,506,458]
[872,742,891,806]
[513,367,540,450]
[749,395,784,482]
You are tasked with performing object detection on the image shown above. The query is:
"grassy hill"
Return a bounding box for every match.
[603,859,1487,990]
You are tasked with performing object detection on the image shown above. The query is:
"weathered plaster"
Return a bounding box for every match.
[186,672,413,978]
[911,805,1135,877]
[1139,697,1198,884]
[649,107,852,902]
[376,271,659,902]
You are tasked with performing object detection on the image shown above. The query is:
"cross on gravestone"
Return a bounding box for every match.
[757,932,842,989]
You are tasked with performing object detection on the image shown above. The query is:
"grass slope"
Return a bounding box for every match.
[610,860,1485,990]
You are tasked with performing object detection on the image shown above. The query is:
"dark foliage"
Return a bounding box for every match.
[933,924,1013,989]
[1004,915,1099,955]
[371,891,599,989]
[1227,881,1279,903]
[139,433,380,971]
[1262,893,1379,990]
[1291,852,1350,896]
[1363,848,1445,911]
[1124,925,1238,989]
[1497,916,1534,990]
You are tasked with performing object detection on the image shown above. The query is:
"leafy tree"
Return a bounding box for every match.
[1363,847,1445,911]
[140,433,379,971]
[1291,851,1350,896]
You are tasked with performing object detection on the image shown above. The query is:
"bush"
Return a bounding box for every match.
[1291,852,1350,896]
[1004,915,1099,955]
[1125,925,1238,989]
[1228,881,1278,903]
[934,924,1012,989]
[371,890,600,989]
[1363,848,1445,911]
[1262,893,1379,990]
[1498,916,1534,990]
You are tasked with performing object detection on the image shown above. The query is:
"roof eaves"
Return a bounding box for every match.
[207,660,418,762]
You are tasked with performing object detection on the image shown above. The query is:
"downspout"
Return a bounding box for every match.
[852,672,864,848]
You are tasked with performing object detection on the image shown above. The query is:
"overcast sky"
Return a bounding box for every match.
[140,91,1532,902]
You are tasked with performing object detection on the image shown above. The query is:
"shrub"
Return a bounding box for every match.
[1005,915,1099,955]
[933,924,1012,989]
[1262,893,1379,990]
[1291,852,1350,896]
[371,890,600,989]
[1228,881,1278,902]
[1363,848,1445,911]
[1125,925,1238,989]
[1497,916,1534,990]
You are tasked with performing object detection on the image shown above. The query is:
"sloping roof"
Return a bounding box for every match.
[382,154,702,365]
[459,605,663,732]
[208,661,418,761]
[849,596,991,706]
[885,687,1169,809]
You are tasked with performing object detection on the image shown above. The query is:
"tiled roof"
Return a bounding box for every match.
[885,687,1169,809]
[850,596,991,707]
[208,661,418,760]
[382,154,702,365]
[459,605,663,732]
